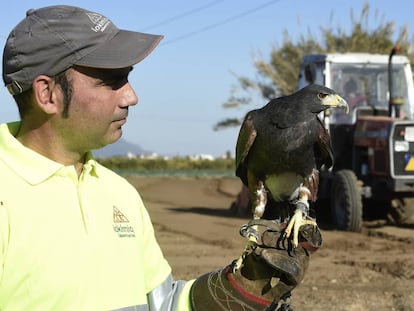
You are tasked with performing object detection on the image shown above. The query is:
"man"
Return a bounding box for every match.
[0,5,315,310]
[343,78,366,111]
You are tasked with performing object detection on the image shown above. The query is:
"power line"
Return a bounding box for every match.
[162,0,280,45]
[0,1,225,40]
[142,0,224,31]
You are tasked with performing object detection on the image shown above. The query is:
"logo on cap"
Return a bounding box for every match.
[86,12,111,33]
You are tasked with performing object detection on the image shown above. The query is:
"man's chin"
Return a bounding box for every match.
[107,131,123,146]
[94,131,123,150]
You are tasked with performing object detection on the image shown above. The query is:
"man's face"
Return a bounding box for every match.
[54,66,138,152]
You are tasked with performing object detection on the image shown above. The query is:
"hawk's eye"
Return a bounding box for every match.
[318,93,328,100]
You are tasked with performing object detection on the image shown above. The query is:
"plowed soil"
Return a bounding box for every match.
[127,176,414,311]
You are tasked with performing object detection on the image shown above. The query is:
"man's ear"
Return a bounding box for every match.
[31,75,60,114]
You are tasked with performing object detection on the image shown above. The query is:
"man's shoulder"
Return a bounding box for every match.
[94,161,136,189]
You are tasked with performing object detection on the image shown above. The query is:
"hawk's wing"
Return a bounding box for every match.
[315,117,334,170]
[235,113,257,185]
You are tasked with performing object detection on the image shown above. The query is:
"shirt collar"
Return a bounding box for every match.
[0,122,99,185]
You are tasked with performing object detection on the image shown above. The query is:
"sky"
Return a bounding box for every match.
[0,1,413,157]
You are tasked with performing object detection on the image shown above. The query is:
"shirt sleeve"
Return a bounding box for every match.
[147,275,195,311]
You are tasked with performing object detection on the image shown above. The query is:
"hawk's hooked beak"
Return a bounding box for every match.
[323,94,349,114]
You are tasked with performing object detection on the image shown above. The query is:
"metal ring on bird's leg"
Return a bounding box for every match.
[239,223,249,238]
[239,224,259,244]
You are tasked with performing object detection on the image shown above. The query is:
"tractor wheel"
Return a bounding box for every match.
[331,169,363,231]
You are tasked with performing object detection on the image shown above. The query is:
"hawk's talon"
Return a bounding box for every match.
[285,207,318,251]
[233,235,258,272]
[288,243,297,257]
[232,258,243,273]
[277,231,288,250]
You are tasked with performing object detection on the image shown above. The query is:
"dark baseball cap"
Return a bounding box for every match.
[3,5,163,95]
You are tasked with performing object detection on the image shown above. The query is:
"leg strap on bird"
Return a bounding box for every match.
[290,199,309,215]
[239,219,322,252]
[239,219,284,241]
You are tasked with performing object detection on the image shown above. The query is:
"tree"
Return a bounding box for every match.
[214,2,414,130]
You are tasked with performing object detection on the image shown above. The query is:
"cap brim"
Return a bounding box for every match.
[75,29,163,68]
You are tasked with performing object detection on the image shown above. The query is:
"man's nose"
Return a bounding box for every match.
[120,82,138,107]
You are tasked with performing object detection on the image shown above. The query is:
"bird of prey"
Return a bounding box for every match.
[234,84,348,270]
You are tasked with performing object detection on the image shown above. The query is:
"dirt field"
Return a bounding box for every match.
[127,176,414,311]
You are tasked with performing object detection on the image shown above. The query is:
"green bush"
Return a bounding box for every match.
[97,156,235,171]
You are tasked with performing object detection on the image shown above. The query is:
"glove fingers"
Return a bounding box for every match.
[259,246,309,286]
[299,224,323,251]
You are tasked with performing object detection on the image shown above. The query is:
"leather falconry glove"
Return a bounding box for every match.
[189,220,322,311]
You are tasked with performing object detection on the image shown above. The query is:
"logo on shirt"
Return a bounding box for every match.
[86,12,111,33]
[113,206,135,238]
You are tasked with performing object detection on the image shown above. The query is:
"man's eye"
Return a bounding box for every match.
[102,79,117,86]
[100,78,127,89]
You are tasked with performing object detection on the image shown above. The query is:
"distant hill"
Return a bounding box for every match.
[92,138,149,158]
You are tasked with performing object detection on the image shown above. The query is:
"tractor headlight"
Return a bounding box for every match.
[395,140,409,152]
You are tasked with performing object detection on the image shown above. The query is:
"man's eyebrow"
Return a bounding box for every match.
[116,67,134,81]
[73,66,133,80]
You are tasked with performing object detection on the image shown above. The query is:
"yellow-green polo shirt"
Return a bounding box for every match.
[0,122,189,310]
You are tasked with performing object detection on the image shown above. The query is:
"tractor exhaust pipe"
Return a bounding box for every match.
[388,46,403,118]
